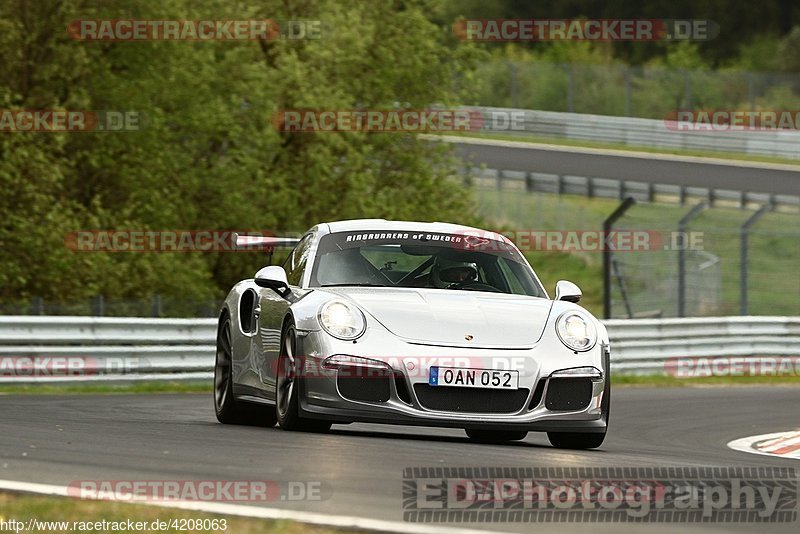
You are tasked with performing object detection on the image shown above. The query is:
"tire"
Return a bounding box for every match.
[214,313,277,427]
[275,322,332,432]
[465,429,528,442]
[547,366,610,450]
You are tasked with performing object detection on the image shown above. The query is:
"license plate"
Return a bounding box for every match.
[429,366,519,390]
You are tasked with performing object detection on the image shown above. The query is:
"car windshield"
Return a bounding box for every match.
[309,230,545,297]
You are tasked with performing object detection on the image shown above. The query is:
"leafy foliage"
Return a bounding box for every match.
[0,0,480,303]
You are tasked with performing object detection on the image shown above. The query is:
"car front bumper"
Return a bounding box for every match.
[295,328,610,433]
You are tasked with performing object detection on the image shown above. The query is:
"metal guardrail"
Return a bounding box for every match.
[0,317,216,383]
[468,166,800,212]
[0,315,798,382]
[471,106,800,160]
[0,316,216,345]
[605,316,800,374]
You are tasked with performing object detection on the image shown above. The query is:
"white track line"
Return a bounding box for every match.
[727,430,800,460]
[0,479,505,534]
[430,134,800,171]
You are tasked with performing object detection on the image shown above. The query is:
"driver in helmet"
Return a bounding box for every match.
[429,256,479,289]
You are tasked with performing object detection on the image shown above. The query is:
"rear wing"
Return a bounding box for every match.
[233,233,301,250]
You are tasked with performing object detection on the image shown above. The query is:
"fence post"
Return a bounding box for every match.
[677,203,706,317]
[624,67,632,117]
[91,295,105,317]
[603,197,636,319]
[683,69,693,109]
[152,294,162,318]
[510,61,518,108]
[32,297,44,315]
[564,64,575,112]
[461,166,471,188]
[611,257,634,318]
[525,171,534,193]
[740,204,771,315]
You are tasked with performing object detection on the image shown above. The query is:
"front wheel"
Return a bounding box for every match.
[275,323,331,432]
[465,429,528,442]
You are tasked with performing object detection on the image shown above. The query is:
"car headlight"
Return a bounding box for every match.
[318,300,366,340]
[555,311,597,352]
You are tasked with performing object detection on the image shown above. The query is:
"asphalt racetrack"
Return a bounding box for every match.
[452,139,800,196]
[1,386,798,533]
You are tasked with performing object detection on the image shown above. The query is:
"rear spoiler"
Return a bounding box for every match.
[233,233,301,250]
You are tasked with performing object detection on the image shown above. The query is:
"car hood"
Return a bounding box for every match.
[321,287,553,348]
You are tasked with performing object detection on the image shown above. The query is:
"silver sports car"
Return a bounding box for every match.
[214,219,610,449]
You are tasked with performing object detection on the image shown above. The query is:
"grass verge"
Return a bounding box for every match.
[474,187,800,317]
[0,491,349,534]
[614,374,800,387]
[0,381,211,395]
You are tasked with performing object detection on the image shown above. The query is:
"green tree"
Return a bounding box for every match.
[0,0,481,309]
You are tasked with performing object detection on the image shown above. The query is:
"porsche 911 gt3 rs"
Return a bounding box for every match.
[214,219,610,449]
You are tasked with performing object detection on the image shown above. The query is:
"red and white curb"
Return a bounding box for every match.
[727,430,800,460]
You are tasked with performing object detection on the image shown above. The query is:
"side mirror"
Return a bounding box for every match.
[254,266,290,297]
[555,280,582,303]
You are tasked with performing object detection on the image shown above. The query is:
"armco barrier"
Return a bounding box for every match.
[471,107,800,160]
[604,316,800,374]
[0,316,215,383]
[0,315,797,382]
